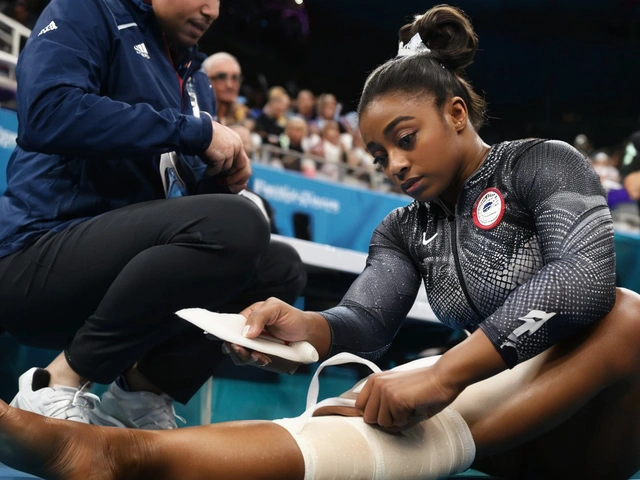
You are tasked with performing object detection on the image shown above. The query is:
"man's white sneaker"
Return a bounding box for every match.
[9,367,99,424]
[92,381,184,430]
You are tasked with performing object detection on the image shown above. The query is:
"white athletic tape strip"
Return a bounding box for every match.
[176,308,319,363]
[305,352,381,410]
[277,352,383,433]
[280,353,444,433]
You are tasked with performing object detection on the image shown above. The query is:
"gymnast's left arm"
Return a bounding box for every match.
[357,141,616,431]
[478,140,616,368]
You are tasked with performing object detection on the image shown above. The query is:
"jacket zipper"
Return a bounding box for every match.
[448,208,484,318]
[162,33,185,107]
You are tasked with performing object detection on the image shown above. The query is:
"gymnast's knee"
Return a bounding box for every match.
[273,407,475,480]
[601,288,640,373]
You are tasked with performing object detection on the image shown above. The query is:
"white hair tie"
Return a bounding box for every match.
[397,32,431,57]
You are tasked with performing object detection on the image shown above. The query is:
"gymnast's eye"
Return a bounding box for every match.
[398,132,416,150]
[372,152,387,167]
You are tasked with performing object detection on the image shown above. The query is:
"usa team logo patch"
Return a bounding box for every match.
[472,187,504,230]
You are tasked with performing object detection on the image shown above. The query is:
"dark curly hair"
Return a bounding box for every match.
[358,4,487,130]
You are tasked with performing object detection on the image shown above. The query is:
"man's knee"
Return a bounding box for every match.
[272,241,307,294]
[222,195,271,256]
[192,195,271,260]
[257,240,307,302]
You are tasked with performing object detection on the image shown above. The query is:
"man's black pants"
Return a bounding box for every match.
[0,194,306,403]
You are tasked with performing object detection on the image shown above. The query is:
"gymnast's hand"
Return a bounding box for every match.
[223,297,330,368]
[357,330,508,431]
[354,365,462,432]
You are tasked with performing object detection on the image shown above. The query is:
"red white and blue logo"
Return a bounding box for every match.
[472,187,504,230]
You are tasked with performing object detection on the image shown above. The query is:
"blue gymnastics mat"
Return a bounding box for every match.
[0,465,38,479]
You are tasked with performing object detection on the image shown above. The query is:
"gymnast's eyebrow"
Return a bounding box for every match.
[366,115,416,151]
[383,116,415,136]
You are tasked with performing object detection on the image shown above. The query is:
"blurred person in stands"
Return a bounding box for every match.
[0,0,36,53]
[281,116,310,155]
[240,116,264,156]
[600,139,639,229]
[293,89,316,124]
[255,86,290,146]
[590,149,621,192]
[620,131,640,208]
[242,84,267,119]
[201,51,249,126]
[339,111,378,188]
[345,127,378,188]
[310,119,351,181]
[573,133,594,158]
[310,92,349,135]
[0,0,305,430]
[3,5,640,480]
[228,122,254,160]
[277,115,317,174]
[3,0,36,29]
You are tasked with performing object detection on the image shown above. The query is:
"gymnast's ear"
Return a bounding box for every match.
[446,96,468,131]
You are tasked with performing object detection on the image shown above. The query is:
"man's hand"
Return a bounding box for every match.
[202,120,252,192]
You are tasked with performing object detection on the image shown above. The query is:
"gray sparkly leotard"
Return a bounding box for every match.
[321,139,616,367]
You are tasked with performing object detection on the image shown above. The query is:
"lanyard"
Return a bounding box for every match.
[185,78,200,117]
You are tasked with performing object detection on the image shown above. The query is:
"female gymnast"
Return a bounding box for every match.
[2,4,640,479]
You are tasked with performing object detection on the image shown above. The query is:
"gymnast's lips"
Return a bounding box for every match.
[401,177,422,194]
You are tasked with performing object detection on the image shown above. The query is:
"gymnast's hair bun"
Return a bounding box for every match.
[398,4,478,75]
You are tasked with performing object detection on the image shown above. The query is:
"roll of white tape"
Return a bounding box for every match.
[176,308,319,363]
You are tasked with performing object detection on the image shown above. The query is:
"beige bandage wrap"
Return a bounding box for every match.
[273,353,476,480]
[275,407,474,480]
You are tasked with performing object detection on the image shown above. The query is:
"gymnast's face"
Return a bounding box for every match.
[153,0,219,47]
[359,93,469,205]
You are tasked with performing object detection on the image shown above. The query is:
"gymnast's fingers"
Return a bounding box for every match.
[222,342,272,367]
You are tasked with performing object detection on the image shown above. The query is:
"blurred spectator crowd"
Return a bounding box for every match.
[201,51,386,192]
[0,6,639,227]
[575,132,640,232]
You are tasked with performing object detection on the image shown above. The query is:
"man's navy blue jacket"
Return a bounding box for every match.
[0,0,218,258]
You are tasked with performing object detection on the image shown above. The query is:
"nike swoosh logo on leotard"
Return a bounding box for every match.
[422,232,438,245]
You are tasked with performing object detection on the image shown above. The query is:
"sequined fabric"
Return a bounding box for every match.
[322,139,616,367]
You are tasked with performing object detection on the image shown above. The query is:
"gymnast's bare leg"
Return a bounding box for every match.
[0,408,304,480]
[454,287,640,479]
[1,288,640,480]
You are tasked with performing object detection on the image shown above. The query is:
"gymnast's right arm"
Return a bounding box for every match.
[242,211,423,361]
